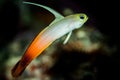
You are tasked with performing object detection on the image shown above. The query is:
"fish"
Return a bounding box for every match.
[11,1,88,77]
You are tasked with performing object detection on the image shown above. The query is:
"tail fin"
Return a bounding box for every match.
[11,60,26,77]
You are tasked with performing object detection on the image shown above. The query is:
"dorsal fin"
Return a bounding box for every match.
[23,1,64,25]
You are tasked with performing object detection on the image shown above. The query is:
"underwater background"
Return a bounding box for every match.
[0,0,119,80]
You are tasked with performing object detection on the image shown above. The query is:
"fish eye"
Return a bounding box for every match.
[80,15,85,19]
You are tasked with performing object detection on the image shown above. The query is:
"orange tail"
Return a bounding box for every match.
[11,41,52,77]
[11,60,25,77]
[11,28,53,77]
[11,53,34,77]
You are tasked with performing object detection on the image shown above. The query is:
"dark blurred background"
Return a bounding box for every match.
[0,0,119,80]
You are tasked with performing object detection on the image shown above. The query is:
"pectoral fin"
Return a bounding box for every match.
[63,31,72,44]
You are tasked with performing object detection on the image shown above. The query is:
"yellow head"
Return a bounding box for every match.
[74,13,88,29]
